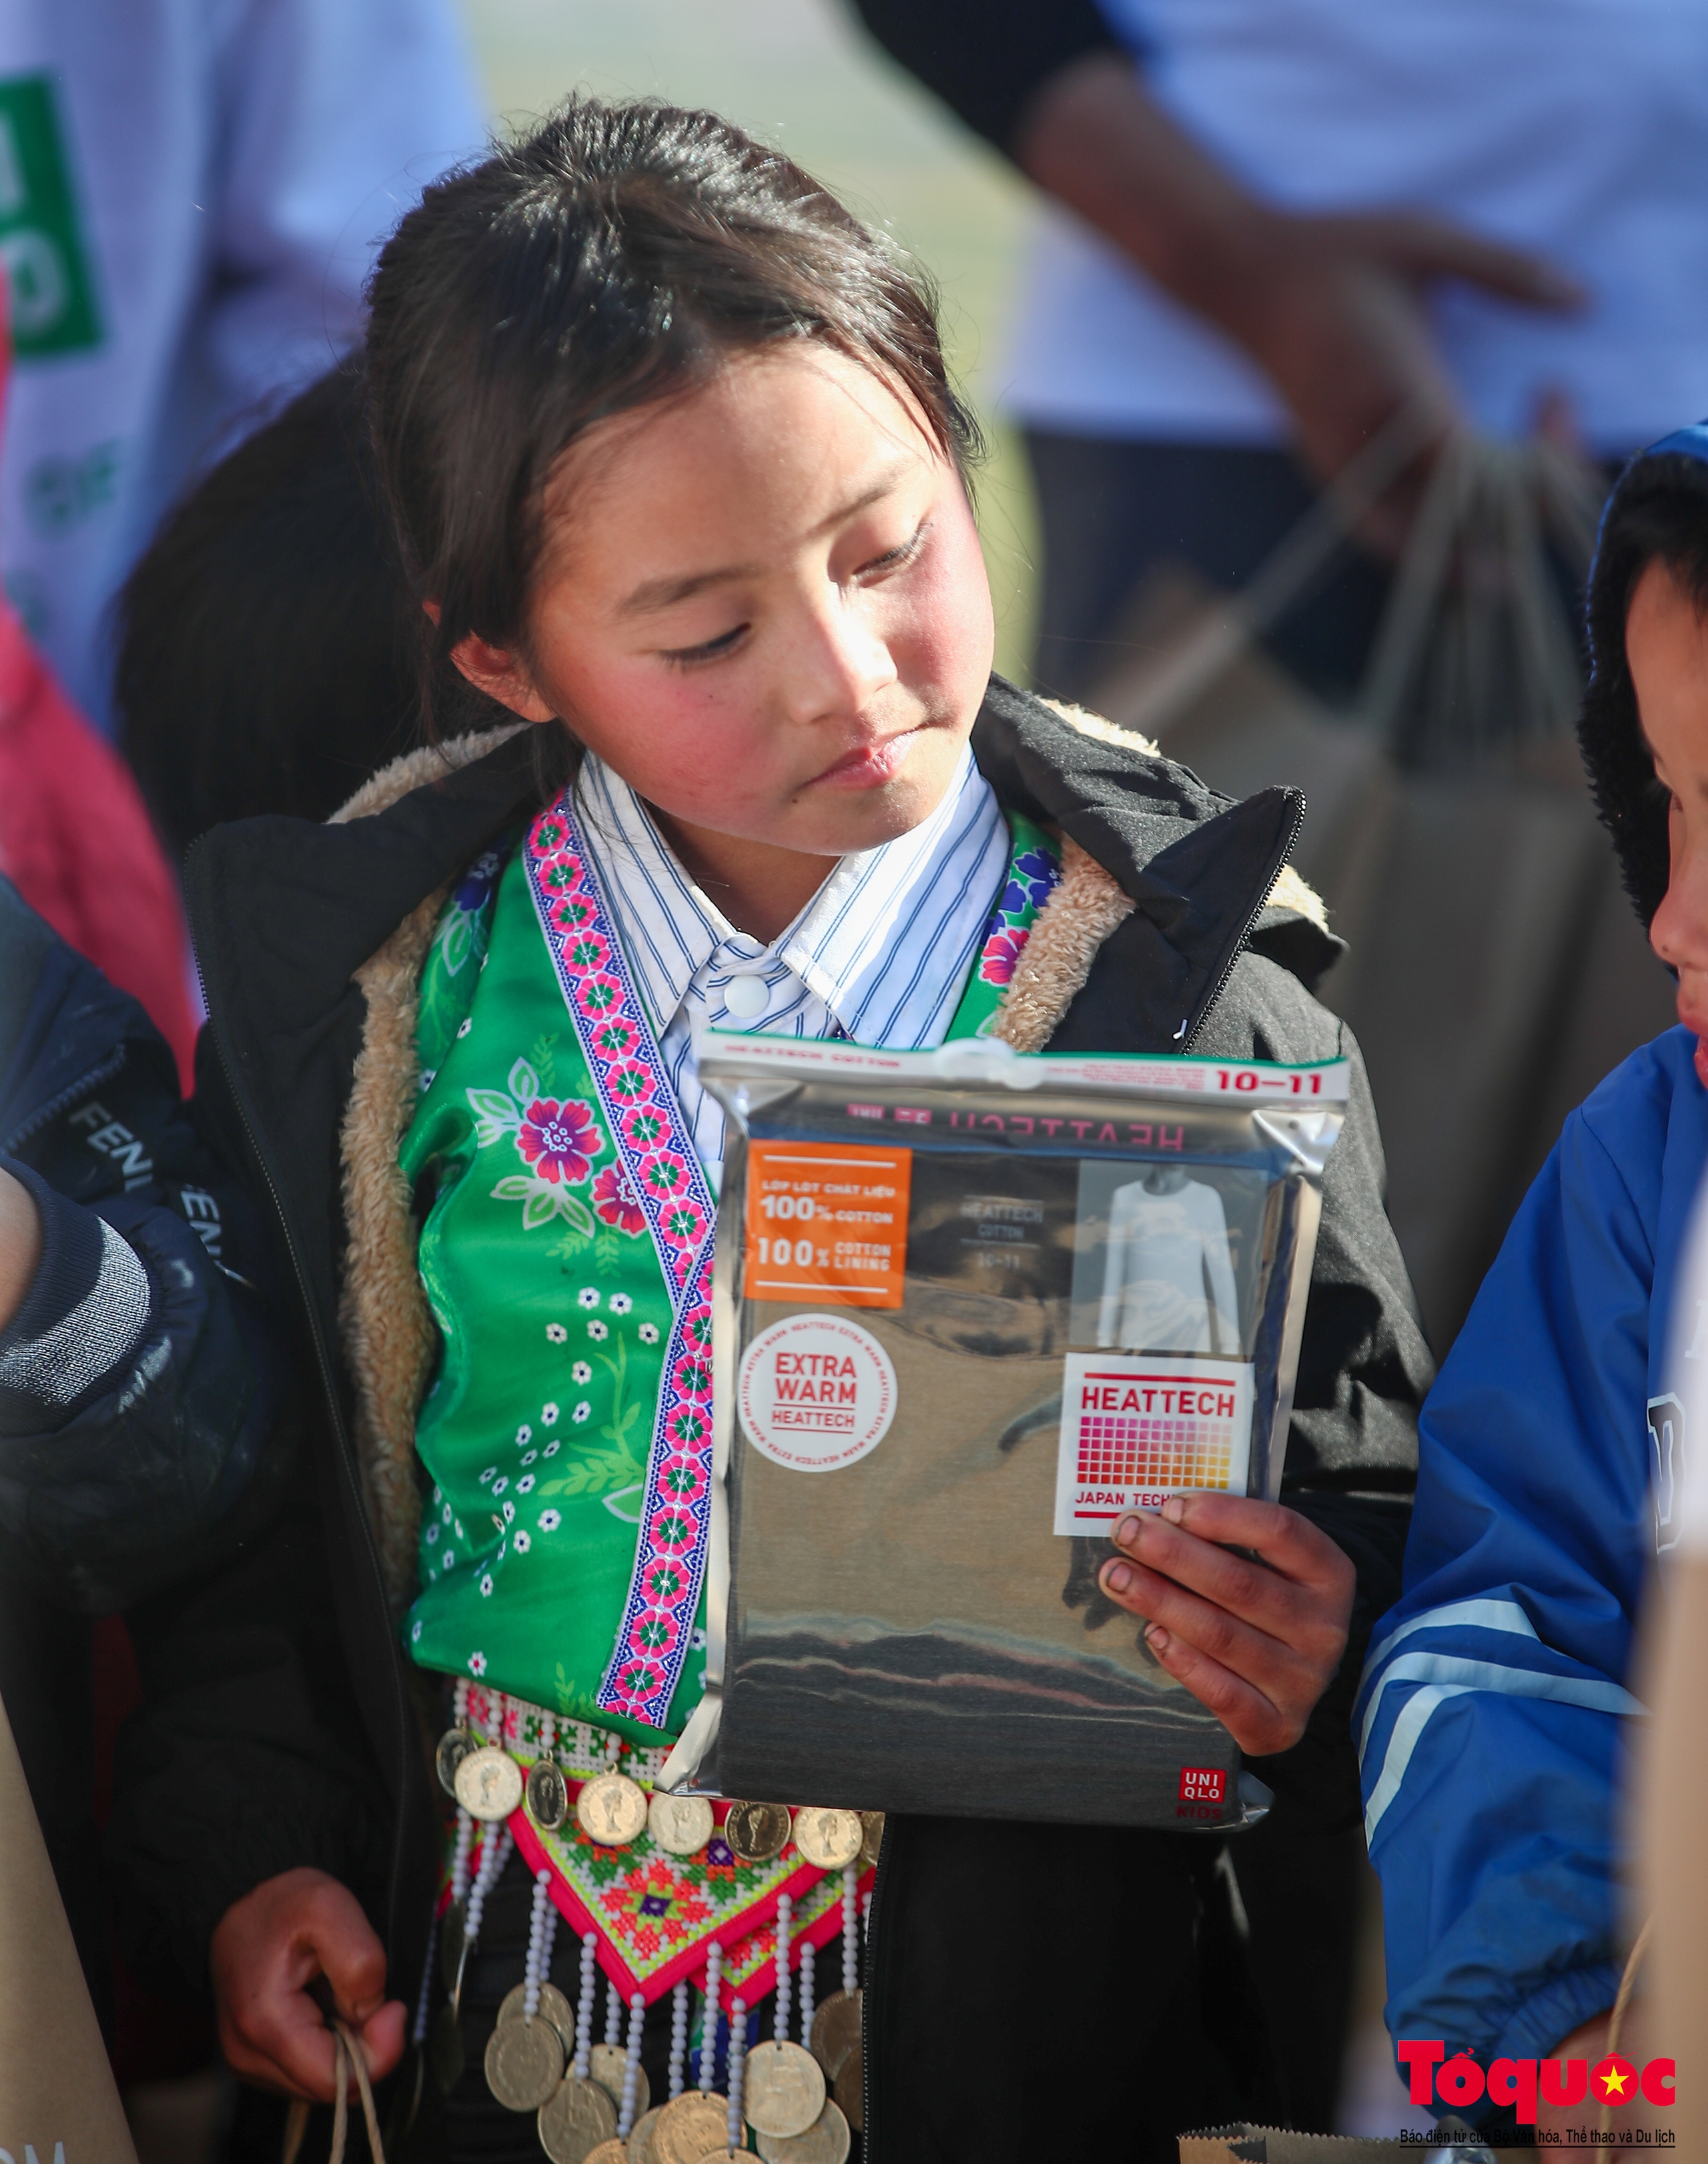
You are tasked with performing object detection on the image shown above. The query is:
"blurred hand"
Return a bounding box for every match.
[211,1868,406,2101]
[0,1165,41,1334]
[1098,1492,1355,1754]
[1021,53,1585,548]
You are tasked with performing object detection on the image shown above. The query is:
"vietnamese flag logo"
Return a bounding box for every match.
[1591,2055,1638,2107]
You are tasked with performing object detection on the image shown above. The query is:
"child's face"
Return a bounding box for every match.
[1633,557,1708,1086]
[457,344,995,873]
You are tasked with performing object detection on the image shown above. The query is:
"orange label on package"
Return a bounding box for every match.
[743,1141,913,1308]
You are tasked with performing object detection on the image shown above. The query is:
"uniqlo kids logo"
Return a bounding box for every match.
[1179,1766,1226,1804]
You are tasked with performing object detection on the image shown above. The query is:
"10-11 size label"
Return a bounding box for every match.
[1053,1354,1254,1534]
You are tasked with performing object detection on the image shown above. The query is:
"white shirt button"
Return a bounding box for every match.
[723,973,769,1020]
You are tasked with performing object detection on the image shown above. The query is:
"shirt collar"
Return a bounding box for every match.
[574,745,1003,1043]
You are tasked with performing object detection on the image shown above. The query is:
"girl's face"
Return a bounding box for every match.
[1633,556,1708,1087]
[454,344,995,913]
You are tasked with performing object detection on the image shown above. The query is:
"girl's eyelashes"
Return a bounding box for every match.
[662,622,749,670]
[657,518,930,668]
[857,518,930,580]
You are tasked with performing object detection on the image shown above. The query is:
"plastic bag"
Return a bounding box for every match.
[661,1036,1346,1830]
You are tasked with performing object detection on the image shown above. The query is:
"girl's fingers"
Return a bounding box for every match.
[1101,1551,1298,1698]
[1139,1621,1300,1757]
[1106,1506,1351,1665]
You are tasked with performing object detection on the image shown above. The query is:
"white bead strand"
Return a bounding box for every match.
[523,1868,553,2021]
[797,1921,815,2045]
[699,1941,723,2093]
[841,1867,859,1999]
[573,1933,598,2081]
[726,1997,748,2152]
[669,1979,689,2099]
[605,1973,623,2049]
[463,1824,512,1952]
[774,1894,794,2045]
[453,1676,470,1731]
[449,1808,475,1905]
[617,1992,645,2137]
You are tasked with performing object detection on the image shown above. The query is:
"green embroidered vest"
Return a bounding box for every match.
[400,794,1061,1744]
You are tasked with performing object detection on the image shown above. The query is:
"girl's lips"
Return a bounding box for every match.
[812,728,919,790]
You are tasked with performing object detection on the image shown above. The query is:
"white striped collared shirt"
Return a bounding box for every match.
[574,746,1010,1178]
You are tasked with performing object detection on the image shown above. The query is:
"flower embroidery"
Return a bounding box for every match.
[538,1509,562,1531]
[424,1522,439,1544]
[584,1168,645,1237]
[513,1529,532,1554]
[516,1424,532,1446]
[492,1476,508,1496]
[590,1017,640,1061]
[588,1319,609,1341]
[685,1306,713,1355]
[517,1475,536,1495]
[542,1402,559,1425]
[480,1574,494,1597]
[548,891,598,934]
[575,974,624,1021]
[660,1198,709,1251]
[641,1556,690,1606]
[622,1105,671,1151]
[546,1323,568,1343]
[639,1150,689,1201]
[480,1466,497,1484]
[604,1061,654,1106]
[543,1441,560,1458]
[610,1293,632,1315]
[564,931,612,973]
[521,1449,537,1466]
[638,1323,661,1345]
[530,815,570,858]
[672,1353,713,1402]
[658,1454,707,1506]
[516,1099,604,1185]
[572,1362,592,1385]
[977,925,1029,987]
[468,1650,488,1676]
[574,1402,591,1424]
[578,1287,600,1309]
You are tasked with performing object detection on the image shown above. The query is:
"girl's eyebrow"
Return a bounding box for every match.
[616,460,915,618]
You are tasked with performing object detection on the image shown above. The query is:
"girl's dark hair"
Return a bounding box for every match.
[364,97,980,738]
[116,358,422,859]
[1580,448,1708,927]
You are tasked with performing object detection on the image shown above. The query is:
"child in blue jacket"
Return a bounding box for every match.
[1358,424,1708,2137]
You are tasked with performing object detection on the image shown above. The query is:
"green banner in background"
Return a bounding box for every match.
[0,73,101,359]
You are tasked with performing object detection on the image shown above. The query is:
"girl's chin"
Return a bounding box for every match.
[1694,1033,1708,1093]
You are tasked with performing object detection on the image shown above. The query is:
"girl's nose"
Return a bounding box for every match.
[1651,858,1708,973]
[780,589,897,722]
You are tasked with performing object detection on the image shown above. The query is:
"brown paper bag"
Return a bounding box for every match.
[0,1688,138,2163]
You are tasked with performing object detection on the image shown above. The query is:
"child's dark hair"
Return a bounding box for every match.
[364,97,981,736]
[116,359,422,859]
[1580,448,1708,927]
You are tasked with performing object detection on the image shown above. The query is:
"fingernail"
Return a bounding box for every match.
[1114,1514,1143,1548]
[1104,1561,1136,1596]
[1161,1496,1186,1524]
[1146,1624,1170,1653]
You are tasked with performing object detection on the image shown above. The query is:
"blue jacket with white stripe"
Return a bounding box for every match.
[1357,1023,1705,2083]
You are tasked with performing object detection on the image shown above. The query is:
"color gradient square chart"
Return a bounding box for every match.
[1053,1354,1254,1534]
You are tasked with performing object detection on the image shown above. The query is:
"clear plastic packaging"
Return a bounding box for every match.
[662,1037,1347,1830]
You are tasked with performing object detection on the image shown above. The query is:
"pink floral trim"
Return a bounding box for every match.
[523,796,719,1730]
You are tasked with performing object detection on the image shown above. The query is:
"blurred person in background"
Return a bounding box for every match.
[115,357,425,862]
[1356,428,1708,2144]
[850,0,1708,704]
[0,0,482,733]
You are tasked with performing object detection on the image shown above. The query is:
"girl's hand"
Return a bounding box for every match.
[210,1868,406,2101]
[1098,1494,1356,1755]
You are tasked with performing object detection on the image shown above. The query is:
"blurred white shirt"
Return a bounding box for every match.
[1005,0,1708,455]
[0,0,486,728]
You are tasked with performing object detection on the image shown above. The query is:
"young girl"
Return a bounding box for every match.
[127,100,1428,2161]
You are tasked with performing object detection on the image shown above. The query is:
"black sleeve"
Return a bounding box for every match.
[105,1449,394,1999]
[1189,951,1430,1826]
[0,961,292,1610]
[845,0,1125,155]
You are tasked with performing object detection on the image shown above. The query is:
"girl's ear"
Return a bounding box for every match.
[446,627,558,726]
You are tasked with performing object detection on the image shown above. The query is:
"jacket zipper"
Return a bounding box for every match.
[862,1814,889,2159]
[197,981,420,1978]
[3,1042,128,1156]
[1182,791,1306,1054]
